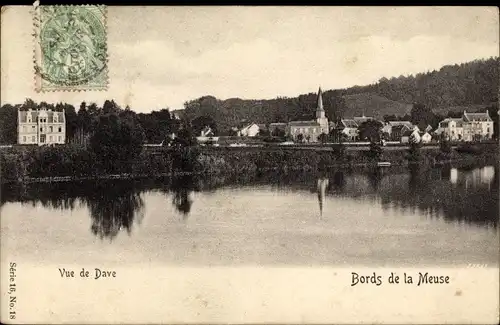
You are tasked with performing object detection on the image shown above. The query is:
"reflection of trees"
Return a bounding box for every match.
[381,165,499,229]
[367,168,383,191]
[3,165,498,234]
[1,182,82,210]
[2,180,145,240]
[170,176,195,218]
[86,181,144,240]
[332,171,346,190]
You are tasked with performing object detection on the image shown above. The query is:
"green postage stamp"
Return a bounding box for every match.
[34,5,108,91]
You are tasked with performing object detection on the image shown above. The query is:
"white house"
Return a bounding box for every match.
[338,119,359,141]
[18,107,66,146]
[437,118,464,141]
[200,126,214,137]
[237,123,260,137]
[383,121,417,141]
[420,131,432,143]
[437,110,493,142]
[462,110,494,141]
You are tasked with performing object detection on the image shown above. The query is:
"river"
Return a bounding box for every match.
[1,164,498,267]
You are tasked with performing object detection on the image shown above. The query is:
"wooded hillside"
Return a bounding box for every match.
[176,57,499,131]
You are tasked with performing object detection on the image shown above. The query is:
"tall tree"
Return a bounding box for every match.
[0,104,18,144]
[358,120,383,142]
[89,113,145,173]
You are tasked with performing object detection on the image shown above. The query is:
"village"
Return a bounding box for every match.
[12,87,496,150]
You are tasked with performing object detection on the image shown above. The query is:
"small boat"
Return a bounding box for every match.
[377,162,391,167]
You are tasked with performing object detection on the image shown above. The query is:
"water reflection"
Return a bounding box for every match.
[378,165,498,229]
[317,178,329,217]
[170,176,195,218]
[87,181,144,240]
[1,165,498,240]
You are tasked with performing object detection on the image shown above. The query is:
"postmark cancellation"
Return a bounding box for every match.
[33,5,108,92]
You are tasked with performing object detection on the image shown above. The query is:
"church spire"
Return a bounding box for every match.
[317,86,324,111]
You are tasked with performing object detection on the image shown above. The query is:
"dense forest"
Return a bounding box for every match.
[178,57,499,132]
[0,57,498,143]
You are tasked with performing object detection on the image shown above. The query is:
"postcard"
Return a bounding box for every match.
[1,5,499,324]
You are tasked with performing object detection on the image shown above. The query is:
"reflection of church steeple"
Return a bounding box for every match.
[317,178,329,216]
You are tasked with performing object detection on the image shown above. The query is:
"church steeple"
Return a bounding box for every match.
[316,86,326,124]
[317,87,324,112]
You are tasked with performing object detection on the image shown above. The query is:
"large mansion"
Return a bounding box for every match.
[437,110,493,141]
[18,107,66,145]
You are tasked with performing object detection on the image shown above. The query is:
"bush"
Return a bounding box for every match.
[331,143,346,159]
[366,141,383,162]
[456,143,483,155]
[436,139,452,161]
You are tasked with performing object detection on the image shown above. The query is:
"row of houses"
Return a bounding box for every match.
[229,88,495,143]
[16,99,496,146]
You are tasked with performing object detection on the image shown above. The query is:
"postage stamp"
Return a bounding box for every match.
[33,5,108,91]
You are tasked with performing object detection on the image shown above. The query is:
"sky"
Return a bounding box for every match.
[1,6,498,113]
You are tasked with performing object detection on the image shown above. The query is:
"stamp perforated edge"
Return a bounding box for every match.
[33,4,109,92]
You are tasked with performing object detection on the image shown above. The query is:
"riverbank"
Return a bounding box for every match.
[1,143,498,184]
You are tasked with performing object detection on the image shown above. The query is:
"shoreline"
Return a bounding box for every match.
[2,154,497,185]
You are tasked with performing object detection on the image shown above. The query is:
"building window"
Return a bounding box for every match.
[40,127,43,132]
[22,136,26,142]
[49,126,53,132]
[58,127,62,132]
[32,126,35,131]
[49,136,52,142]
[32,136,35,142]
[58,136,61,142]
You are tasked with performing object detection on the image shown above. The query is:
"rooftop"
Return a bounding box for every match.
[463,111,492,122]
[19,108,65,123]
[289,120,320,127]
[341,119,358,128]
[388,121,413,127]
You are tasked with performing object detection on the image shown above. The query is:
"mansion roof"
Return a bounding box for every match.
[463,111,492,122]
[440,118,464,127]
[19,109,65,124]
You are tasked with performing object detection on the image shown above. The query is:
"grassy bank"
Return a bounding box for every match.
[1,143,498,184]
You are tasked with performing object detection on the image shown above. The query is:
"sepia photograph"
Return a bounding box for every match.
[1,5,499,324]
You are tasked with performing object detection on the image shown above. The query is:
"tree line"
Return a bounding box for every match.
[0,98,186,145]
[179,57,498,133]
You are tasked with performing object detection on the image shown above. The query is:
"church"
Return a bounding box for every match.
[287,87,329,142]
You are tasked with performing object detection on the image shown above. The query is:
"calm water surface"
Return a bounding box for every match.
[1,165,498,266]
